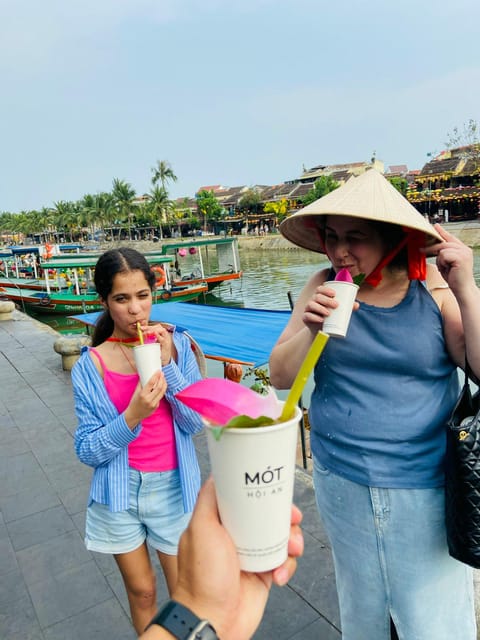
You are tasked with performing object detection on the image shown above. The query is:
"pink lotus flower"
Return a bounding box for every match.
[175,378,282,429]
[336,268,366,286]
[335,268,353,282]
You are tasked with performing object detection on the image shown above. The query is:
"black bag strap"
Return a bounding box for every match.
[465,358,480,388]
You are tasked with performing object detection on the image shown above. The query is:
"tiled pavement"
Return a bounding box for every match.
[0,310,341,639]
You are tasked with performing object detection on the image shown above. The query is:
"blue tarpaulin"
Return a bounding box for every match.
[70,302,291,366]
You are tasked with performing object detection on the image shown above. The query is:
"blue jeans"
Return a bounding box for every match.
[313,458,476,640]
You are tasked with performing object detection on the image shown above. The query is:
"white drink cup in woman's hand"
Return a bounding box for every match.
[322,280,359,338]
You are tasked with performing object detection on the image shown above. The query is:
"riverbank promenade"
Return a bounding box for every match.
[0,310,341,640]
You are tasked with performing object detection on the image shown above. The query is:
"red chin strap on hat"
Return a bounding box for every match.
[364,229,427,286]
[307,220,427,286]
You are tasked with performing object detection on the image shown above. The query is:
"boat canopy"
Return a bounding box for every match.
[157,237,241,279]
[158,237,238,254]
[9,246,41,255]
[70,302,290,366]
[58,244,84,252]
[40,255,173,269]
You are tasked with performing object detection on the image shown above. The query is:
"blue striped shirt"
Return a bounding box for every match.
[72,328,203,512]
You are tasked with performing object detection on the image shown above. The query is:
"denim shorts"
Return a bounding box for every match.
[85,468,191,555]
[313,458,476,640]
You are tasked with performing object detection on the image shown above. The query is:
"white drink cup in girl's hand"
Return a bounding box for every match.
[322,280,359,338]
[133,343,162,386]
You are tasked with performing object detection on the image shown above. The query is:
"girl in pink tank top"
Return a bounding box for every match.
[72,247,203,635]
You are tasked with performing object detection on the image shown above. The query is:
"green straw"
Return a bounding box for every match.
[280,331,329,422]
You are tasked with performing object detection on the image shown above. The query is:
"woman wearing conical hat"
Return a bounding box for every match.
[270,169,480,639]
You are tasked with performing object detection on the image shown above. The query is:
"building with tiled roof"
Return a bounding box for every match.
[174,152,480,233]
[407,146,480,221]
[297,159,384,184]
[176,159,390,232]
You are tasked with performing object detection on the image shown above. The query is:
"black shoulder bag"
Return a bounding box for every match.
[445,361,480,568]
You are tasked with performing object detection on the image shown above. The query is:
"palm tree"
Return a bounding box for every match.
[111,179,137,240]
[148,185,175,240]
[151,160,178,190]
[0,212,17,241]
[77,195,96,241]
[93,192,116,240]
[17,210,42,242]
[38,207,55,243]
[53,200,80,242]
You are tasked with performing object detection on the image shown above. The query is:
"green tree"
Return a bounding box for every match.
[134,200,153,236]
[301,175,339,205]
[16,210,39,241]
[36,207,55,242]
[196,190,223,232]
[263,198,289,225]
[237,188,262,215]
[93,192,116,239]
[53,200,79,242]
[92,192,116,239]
[151,160,178,190]
[0,212,16,239]
[236,188,263,231]
[175,198,199,234]
[148,185,174,240]
[111,178,137,240]
[10,211,31,240]
[77,195,97,241]
[387,177,408,196]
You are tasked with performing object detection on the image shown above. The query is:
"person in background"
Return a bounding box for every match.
[139,478,304,640]
[71,248,204,636]
[269,170,480,640]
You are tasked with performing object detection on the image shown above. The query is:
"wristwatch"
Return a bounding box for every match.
[146,600,218,640]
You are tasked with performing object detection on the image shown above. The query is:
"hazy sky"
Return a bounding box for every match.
[2,0,480,212]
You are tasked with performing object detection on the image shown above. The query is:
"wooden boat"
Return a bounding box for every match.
[7,238,243,293]
[0,286,105,314]
[0,254,208,315]
[0,246,43,281]
[157,237,242,291]
[0,247,70,292]
[0,283,207,315]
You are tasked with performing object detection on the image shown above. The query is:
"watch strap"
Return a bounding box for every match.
[146,600,218,640]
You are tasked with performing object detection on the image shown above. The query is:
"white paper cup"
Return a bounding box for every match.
[206,403,301,572]
[322,280,359,338]
[133,343,162,387]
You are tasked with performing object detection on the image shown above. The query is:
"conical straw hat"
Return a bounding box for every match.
[280,169,442,253]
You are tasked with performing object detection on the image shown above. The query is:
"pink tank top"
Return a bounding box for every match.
[90,348,178,472]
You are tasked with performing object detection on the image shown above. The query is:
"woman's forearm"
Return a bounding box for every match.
[269,327,316,389]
